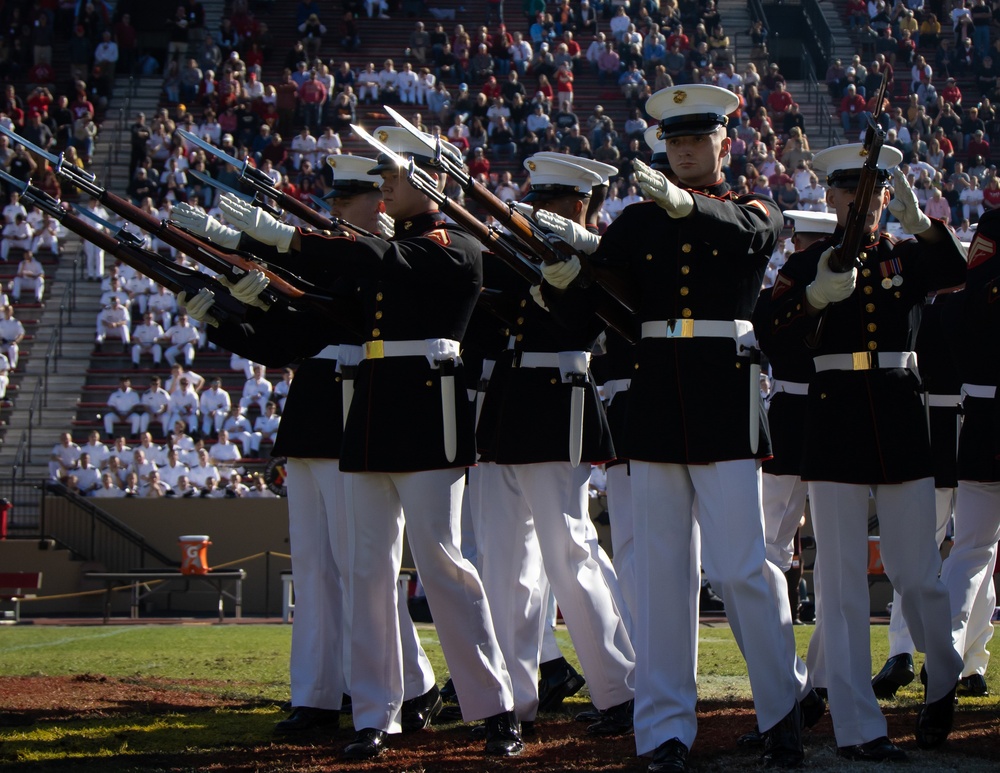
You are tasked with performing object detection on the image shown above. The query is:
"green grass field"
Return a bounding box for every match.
[0,623,996,772]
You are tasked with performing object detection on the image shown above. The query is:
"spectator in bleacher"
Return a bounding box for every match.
[211,430,244,478]
[158,448,190,489]
[839,83,868,133]
[618,60,646,107]
[143,470,171,497]
[167,376,201,437]
[251,401,280,457]
[81,430,111,467]
[961,174,985,220]
[137,376,170,438]
[10,249,43,302]
[7,144,37,185]
[357,62,380,104]
[394,62,418,104]
[491,117,517,159]
[96,295,131,351]
[104,376,142,440]
[966,128,991,166]
[49,433,81,480]
[377,58,400,103]
[1,214,33,263]
[298,13,326,61]
[147,285,177,332]
[924,186,954,223]
[272,368,293,413]
[239,364,273,415]
[92,472,125,498]
[221,404,255,457]
[184,446,218,488]
[74,452,102,495]
[161,313,200,367]
[119,471,139,497]
[200,377,232,437]
[131,311,164,369]
[0,305,24,370]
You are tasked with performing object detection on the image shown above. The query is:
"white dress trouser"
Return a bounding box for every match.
[631,459,799,755]
[349,468,513,733]
[285,459,438,710]
[887,487,955,656]
[940,480,1000,678]
[808,478,963,747]
[84,242,104,279]
[478,461,635,721]
[606,463,636,636]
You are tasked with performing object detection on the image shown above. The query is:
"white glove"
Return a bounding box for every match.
[529,283,548,311]
[177,288,219,327]
[886,168,932,235]
[541,256,581,289]
[377,211,395,238]
[218,193,296,252]
[806,248,857,310]
[633,158,694,218]
[534,209,601,255]
[171,202,242,249]
[219,269,270,309]
[513,201,535,218]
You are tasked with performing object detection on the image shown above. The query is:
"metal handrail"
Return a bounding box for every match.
[43,327,60,407]
[11,430,28,483]
[26,377,42,461]
[802,53,839,147]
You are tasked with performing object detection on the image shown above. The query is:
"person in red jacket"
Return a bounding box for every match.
[840,84,868,133]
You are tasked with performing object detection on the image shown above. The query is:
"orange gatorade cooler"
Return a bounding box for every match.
[867,536,884,575]
[179,535,212,575]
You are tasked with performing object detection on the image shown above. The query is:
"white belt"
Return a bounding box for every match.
[641,319,754,343]
[813,351,917,372]
[603,378,631,402]
[923,393,963,408]
[770,379,809,396]
[311,345,339,361]
[962,383,998,400]
[363,338,460,361]
[515,351,591,370]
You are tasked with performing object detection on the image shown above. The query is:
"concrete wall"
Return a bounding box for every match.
[0,499,292,618]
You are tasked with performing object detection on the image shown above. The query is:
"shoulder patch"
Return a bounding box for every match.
[967,232,997,270]
[746,199,770,217]
[772,272,794,300]
[426,228,452,246]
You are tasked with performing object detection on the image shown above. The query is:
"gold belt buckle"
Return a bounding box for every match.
[852,351,873,370]
[364,340,385,359]
[666,319,694,338]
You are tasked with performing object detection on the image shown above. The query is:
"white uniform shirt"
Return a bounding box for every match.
[241,377,273,404]
[107,388,140,414]
[188,461,220,488]
[133,322,164,345]
[163,323,200,347]
[200,387,232,416]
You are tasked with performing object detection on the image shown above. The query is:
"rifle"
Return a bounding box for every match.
[352,124,639,343]
[0,124,340,310]
[381,107,640,313]
[828,73,889,273]
[177,129,379,239]
[0,170,256,328]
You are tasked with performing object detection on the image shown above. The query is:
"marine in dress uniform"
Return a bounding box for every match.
[173,156,441,739]
[544,84,804,772]
[474,155,635,732]
[871,288,963,698]
[767,143,966,759]
[214,128,522,760]
[938,207,1000,699]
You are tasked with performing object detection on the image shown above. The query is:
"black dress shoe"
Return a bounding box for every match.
[958,673,989,696]
[737,727,763,747]
[871,653,915,699]
[483,710,525,756]
[800,688,826,729]
[648,738,689,773]
[440,676,459,704]
[400,685,443,732]
[273,706,341,735]
[916,681,958,749]
[473,718,535,740]
[836,736,907,762]
[574,706,602,722]
[762,702,804,768]
[537,657,586,712]
[343,728,388,760]
[585,699,634,736]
